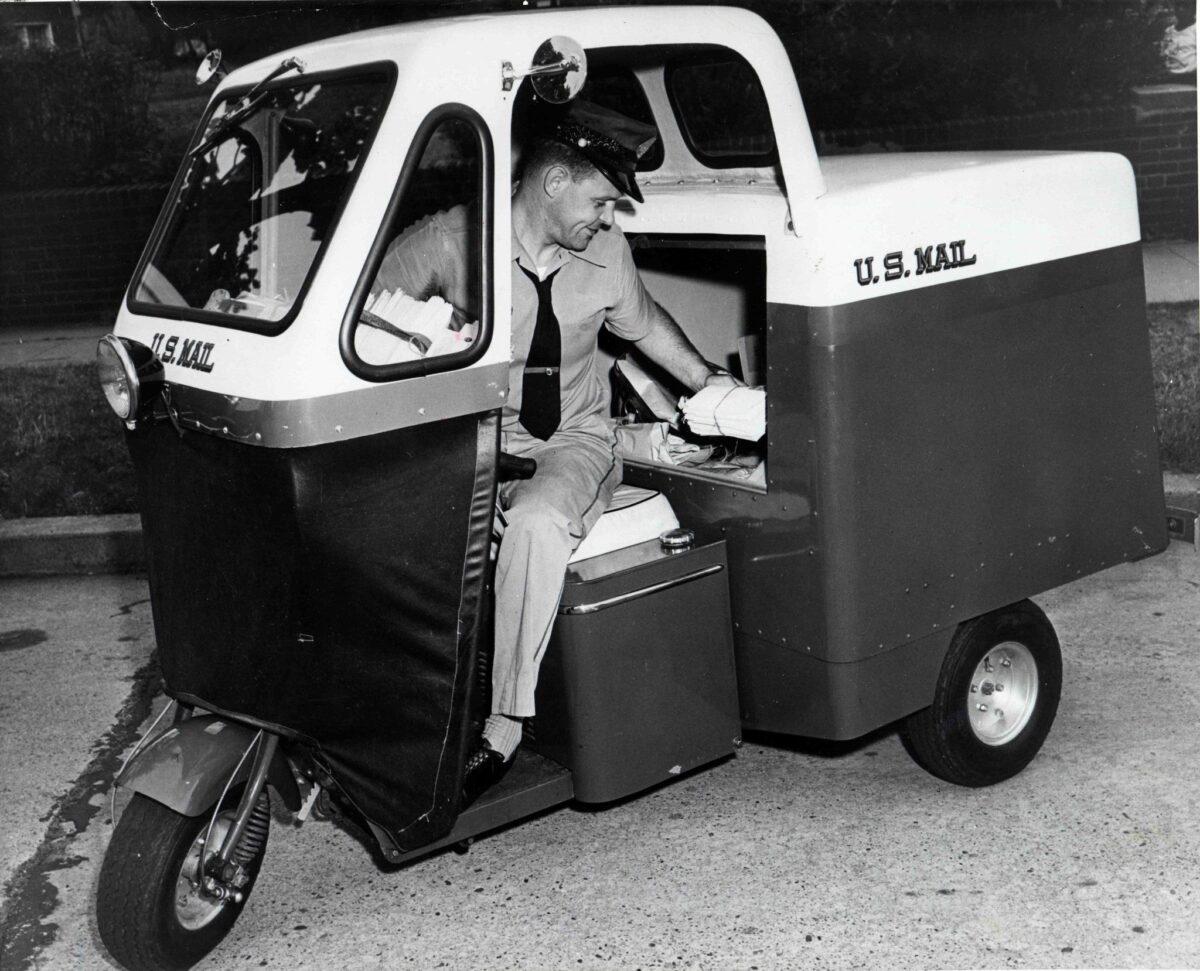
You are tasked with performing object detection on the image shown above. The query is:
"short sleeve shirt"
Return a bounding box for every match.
[371,206,657,440]
[371,206,480,321]
[508,222,656,438]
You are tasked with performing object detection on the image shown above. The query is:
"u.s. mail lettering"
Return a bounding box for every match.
[853,240,977,287]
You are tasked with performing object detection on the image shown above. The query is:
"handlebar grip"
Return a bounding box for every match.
[498,452,537,481]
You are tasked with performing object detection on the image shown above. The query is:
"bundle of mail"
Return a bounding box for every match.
[614,422,765,487]
[355,289,476,364]
[680,385,766,442]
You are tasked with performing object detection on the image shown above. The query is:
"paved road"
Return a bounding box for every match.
[2,542,1198,970]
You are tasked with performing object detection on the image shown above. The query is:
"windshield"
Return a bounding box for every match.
[132,69,391,330]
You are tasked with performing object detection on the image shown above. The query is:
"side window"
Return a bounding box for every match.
[352,114,487,369]
[667,52,776,167]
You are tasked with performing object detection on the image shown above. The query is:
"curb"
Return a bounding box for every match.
[0,514,144,577]
[1,473,1196,578]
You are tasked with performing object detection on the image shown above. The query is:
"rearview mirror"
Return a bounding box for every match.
[195,49,224,86]
[502,36,588,104]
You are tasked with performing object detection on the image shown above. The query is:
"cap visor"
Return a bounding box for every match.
[595,162,643,203]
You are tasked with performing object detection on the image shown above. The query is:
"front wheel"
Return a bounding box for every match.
[97,790,269,971]
[900,600,1062,787]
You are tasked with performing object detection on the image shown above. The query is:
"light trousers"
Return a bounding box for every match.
[491,424,621,717]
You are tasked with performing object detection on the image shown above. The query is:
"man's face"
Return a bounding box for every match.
[546,170,622,252]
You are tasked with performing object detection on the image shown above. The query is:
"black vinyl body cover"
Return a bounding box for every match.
[126,412,499,852]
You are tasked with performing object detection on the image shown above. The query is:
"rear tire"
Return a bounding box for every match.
[900,600,1062,787]
[97,791,269,971]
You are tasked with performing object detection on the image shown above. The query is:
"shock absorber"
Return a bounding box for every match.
[233,792,270,870]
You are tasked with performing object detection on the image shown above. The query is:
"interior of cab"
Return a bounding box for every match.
[554,44,780,566]
[605,235,767,492]
[353,40,776,498]
[576,45,776,495]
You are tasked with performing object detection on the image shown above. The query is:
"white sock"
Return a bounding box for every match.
[483,714,523,761]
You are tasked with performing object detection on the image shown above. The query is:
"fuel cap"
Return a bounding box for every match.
[659,527,694,552]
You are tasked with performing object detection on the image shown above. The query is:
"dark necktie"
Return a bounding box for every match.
[518,265,562,440]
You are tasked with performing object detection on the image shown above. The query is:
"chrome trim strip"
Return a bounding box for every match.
[161,361,508,448]
[558,563,724,615]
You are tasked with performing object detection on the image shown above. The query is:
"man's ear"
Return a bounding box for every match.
[541,163,571,199]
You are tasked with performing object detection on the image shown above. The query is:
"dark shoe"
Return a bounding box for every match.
[460,741,513,809]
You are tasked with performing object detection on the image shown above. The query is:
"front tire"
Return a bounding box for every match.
[900,600,1062,787]
[97,791,269,971]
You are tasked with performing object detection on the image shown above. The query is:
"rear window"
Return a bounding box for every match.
[130,68,392,333]
[667,52,776,167]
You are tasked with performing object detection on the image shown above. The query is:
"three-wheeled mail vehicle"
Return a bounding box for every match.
[94,7,1167,969]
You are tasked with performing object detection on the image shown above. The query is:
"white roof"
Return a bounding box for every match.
[227,6,784,88]
[218,5,823,199]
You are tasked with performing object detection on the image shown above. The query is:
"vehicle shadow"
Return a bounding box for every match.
[742,722,900,760]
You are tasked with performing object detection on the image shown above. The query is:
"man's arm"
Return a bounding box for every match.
[372,217,441,301]
[630,302,742,392]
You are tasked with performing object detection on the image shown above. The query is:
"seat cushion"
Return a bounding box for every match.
[567,485,678,564]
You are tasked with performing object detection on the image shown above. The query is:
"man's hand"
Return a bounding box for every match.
[702,369,746,390]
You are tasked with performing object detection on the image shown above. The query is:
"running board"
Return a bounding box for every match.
[379,749,574,866]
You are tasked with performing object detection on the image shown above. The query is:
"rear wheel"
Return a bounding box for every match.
[97,790,269,971]
[901,600,1062,787]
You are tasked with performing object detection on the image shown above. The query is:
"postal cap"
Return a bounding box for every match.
[550,99,657,202]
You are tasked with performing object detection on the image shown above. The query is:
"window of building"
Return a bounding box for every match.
[13,23,54,50]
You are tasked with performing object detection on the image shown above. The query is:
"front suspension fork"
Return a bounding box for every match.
[201,731,278,901]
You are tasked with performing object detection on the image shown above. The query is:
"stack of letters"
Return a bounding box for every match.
[357,289,474,363]
[680,386,766,442]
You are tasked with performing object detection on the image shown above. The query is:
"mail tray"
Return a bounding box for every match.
[532,536,739,803]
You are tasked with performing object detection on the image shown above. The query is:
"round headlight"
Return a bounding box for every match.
[97,335,138,419]
[97,335,164,423]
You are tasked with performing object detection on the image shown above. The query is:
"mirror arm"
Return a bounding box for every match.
[505,60,581,91]
[501,36,587,101]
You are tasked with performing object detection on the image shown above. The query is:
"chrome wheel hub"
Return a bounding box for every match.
[967,641,1038,746]
[176,814,232,930]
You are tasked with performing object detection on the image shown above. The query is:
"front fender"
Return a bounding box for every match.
[117,714,301,816]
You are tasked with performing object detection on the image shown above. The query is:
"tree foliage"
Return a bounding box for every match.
[0,1,1180,191]
[762,0,1175,130]
[0,42,174,190]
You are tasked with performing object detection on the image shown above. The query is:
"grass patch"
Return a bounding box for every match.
[0,364,138,519]
[0,302,1196,519]
[1148,302,1200,474]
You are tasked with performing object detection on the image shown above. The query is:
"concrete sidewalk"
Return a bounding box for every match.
[5,542,1200,969]
[1142,238,1200,302]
